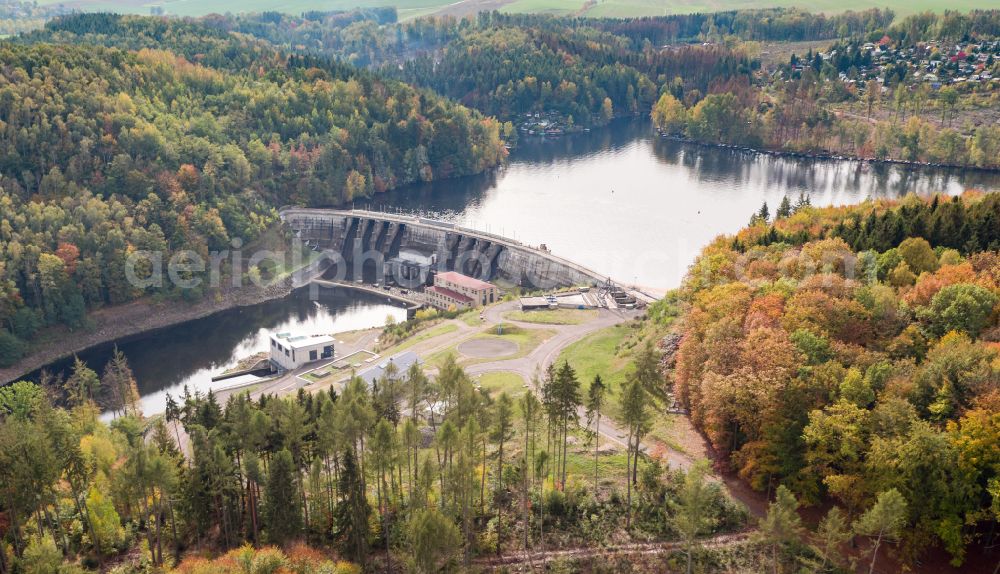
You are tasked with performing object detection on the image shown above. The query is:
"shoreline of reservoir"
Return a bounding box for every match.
[0,278,295,385]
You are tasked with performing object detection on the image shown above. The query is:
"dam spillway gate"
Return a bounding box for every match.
[280,208,607,291]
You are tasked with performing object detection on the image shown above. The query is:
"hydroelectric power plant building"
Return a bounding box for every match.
[425,271,498,310]
[269,333,335,371]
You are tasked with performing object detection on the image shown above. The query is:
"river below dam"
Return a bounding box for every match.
[32,119,1000,413]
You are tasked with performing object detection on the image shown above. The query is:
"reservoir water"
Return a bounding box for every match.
[34,119,1000,412]
[36,289,408,414]
[372,119,1000,289]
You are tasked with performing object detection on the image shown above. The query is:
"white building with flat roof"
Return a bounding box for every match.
[269,332,334,371]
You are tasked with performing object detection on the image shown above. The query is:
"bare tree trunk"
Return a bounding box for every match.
[868,533,883,574]
[382,470,393,574]
[481,436,488,515]
[625,429,633,529]
[561,420,569,489]
[248,480,259,544]
[593,413,600,493]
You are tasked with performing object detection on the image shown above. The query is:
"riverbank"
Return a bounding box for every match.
[658,133,1000,174]
[0,279,293,384]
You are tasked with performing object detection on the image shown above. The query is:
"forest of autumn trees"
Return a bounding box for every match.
[0,17,507,367]
[673,192,1000,567]
[652,10,1000,168]
[49,11,757,129]
[389,12,755,127]
[0,339,756,574]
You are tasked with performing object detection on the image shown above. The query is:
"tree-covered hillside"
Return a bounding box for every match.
[673,192,1000,566]
[0,29,506,367]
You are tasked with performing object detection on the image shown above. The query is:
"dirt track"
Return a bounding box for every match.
[473,532,753,567]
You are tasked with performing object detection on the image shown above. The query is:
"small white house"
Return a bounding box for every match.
[269,332,334,371]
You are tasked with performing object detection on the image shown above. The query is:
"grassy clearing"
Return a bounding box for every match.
[505,308,598,325]
[556,323,631,418]
[427,325,555,369]
[333,329,375,346]
[476,371,528,398]
[563,448,630,489]
[40,0,968,21]
[459,309,485,327]
[384,323,459,354]
[556,322,689,456]
[473,369,631,488]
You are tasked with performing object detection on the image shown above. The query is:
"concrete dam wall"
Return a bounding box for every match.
[279,208,608,291]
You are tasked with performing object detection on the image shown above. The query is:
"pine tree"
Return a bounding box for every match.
[854,489,908,574]
[406,362,428,424]
[776,195,793,219]
[795,192,812,211]
[757,485,802,574]
[671,460,716,574]
[585,375,607,491]
[103,347,140,417]
[491,392,514,546]
[371,419,398,569]
[758,201,770,223]
[812,506,850,572]
[620,378,649,529]
[334,449,370,563]
[65,356,99,407]
[633,340,664,404]
[263,448,302,545]
[553,362,581,488]
[408,507,460,574]
[519,391,541,554]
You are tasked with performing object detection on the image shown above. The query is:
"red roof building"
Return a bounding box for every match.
[424,271,498,310]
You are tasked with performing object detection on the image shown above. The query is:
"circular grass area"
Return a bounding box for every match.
[456,338,519,358]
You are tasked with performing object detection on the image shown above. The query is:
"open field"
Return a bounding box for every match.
[556,323,632,418]
[39,0,976,20]
[427,325,555,368]
[473,369,632,489]
[380,322,459,354]
[556,323,699,457]
[477,370,528,397]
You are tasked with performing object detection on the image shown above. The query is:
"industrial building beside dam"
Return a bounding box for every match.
[280,208,610,291]
[280,208,656,311]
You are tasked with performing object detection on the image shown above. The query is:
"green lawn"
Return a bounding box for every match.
[383,323,459,354]
[477,371,528,397]
[473,369,631,488]
[505,309,598,326]
[427,325,555,369]
[459,310,484,327]
[556,323,631,419]
[38,0,972,20]
[557,323,690,455]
